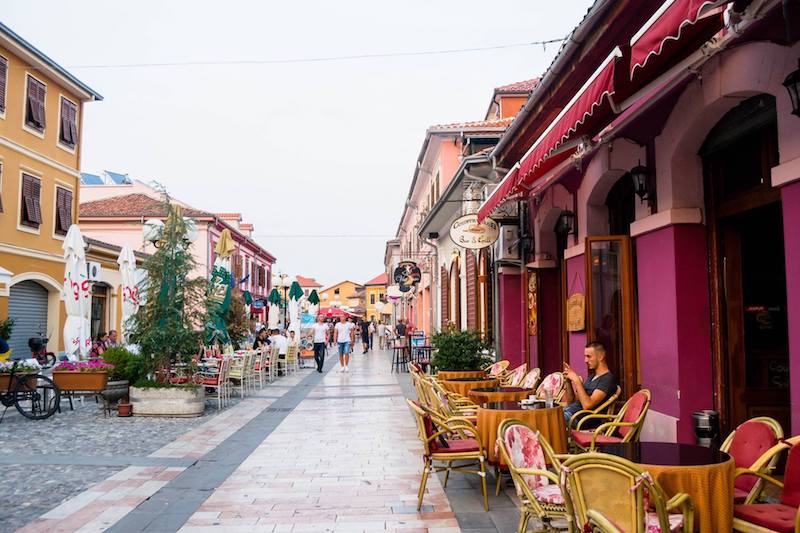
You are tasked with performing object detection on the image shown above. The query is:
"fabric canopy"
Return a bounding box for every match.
[62,226,91,359]
[116,246,139,344]
[318,307,357,318]
[478,48,622,221]
[630,0,726,83]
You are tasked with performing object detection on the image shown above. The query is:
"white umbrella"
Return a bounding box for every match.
[62,225,91,359]
[268,303,280,329]
[116,246,139,344]
[288,299,300,335]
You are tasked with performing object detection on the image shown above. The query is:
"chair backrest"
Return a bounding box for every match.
[721,417,783,494]
[286,345,298,361]
[406,399,436,456]
[782,444,800,508]
[535,372,564,399]
[498,420,551,493]
[485,360,509,377]
[521,368,541,389]
[504,364,527,386]
[613,389,651,439]
[560,452,675,533]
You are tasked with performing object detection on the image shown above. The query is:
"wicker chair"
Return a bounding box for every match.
[228,354,248,398]
[570,389,651,452]
[266,344,280,382]
[720,417,784,504]
[501,364,528,387]
[536,372,566,402]
[253,348,268,388]
[285,344,299,375]
[561,452,694,533]
[407,399,489,511]
[496,418,573,533]
[201,356,230,409]
[520,368,542,390]
[567,385,621,430]
[484,360,510,377]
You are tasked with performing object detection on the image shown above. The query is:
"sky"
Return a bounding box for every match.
[5,0,595,287]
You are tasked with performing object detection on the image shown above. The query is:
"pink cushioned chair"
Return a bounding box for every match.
[571,389,651,452]
[720,417,783,504]
[501,364,528,387]
[535,372,566,402]
[733,437,800,533]
[521,368,541,390]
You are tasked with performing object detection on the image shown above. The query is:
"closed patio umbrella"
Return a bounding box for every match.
[307,289,320,317]
[62,225,91,359]
[205,229,235,347]
[267,288,281,329]
[116,246,139,344]
[287,281,303,335]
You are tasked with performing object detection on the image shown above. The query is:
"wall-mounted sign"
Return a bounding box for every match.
[450,214,500,250]
[566,292,585,332]
[528,271,538,336]
[393,261,421,293]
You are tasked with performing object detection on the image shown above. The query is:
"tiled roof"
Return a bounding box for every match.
[240,223,253,230]
[429,116,515,131]
[364,272,388,286]
[216,212,241,219]
[79,193,213,218]
[494,78,540,94]
[295,275,322,287]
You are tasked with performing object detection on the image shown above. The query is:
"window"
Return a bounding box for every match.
[0,163,3,213]
[59,97,78,148]
[0,55,7,114]
[25,75,46,131]
[379,292,384,301]
[55,186,73,235]
[334,288,340,296]
[370,294,376,305]
[20,173,42,228]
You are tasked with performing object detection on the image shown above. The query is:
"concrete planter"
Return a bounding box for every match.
[129,386,205,417]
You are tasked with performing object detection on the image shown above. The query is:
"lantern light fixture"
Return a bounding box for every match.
[555,210,576,236]
[783,59,800,117]
[630,163,652,202]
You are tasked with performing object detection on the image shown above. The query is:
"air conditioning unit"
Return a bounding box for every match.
[87,261,102,282]
[495,225,520,262]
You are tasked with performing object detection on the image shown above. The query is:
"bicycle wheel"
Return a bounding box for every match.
[13,374,60,420]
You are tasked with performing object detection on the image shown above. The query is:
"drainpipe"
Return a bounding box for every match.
[422,237,438,335]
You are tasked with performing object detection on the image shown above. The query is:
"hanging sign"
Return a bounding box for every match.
[528,271,538,336]
[566,293,585,332]
[449,214,500,250]
[393,261,421,293]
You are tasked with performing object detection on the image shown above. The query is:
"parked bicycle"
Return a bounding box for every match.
[28,337,56,368]
[0,361,60,421]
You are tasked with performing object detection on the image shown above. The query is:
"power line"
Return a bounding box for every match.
[52,38,568,70]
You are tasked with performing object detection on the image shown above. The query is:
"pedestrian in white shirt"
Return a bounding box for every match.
[269,329,288,375]
[377,321,386,350]
[310,315,329,373]
[334,318,354,372]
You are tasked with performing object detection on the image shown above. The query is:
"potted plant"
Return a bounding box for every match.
[431,327,493,379]
[100,347,146,406]
[0,318,14,360]
[52,360,114,392]
[0,360,40,391]
[126,195,207,417]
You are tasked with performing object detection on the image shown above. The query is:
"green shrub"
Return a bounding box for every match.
[132,379,199,390]
[102,347,147,383]
[431,327,492,371]
[0,318,14,341]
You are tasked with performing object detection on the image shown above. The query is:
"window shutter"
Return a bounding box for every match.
[35,81,46,128]
[21,174,42,226]
[60,99,72,145]
[26,77,45,129]
[69,103,78,144]
[55,188,72,234]
[440,266,449,325]
[0,56,7,112]
[465,251,477,330]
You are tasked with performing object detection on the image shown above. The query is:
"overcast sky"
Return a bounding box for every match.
[5,1,594,287]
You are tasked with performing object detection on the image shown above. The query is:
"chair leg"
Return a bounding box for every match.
[518,511,531,533]
[443,460,452,488]
[480,457,489,512]
[417,459,431,511]
[495,465,503,496]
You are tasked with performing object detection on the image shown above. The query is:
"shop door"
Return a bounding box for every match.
[8,280,48,359]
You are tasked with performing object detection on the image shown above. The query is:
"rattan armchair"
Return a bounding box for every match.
[501,364,528,387]
[484,360,510,377]
[567,385,621,430]
[570,389,651,452]
[720,416,784,504]
[535,372,566,402]
[520,368,542,390]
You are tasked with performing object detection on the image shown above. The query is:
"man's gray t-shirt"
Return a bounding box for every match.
[566,371,616,415]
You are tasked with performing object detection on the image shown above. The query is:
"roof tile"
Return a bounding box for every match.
[494,78,541,94]
[429,116,515,131]
[364,272,388,286]
[79,193,213,218]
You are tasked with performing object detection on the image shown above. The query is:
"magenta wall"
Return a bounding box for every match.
[566,255,588,375]
[781,181,800,434]
[499,273,524,367]
[635,225,713,443]
[538,269,563,375]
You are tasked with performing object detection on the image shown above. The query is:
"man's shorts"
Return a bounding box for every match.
[337,342,350,356]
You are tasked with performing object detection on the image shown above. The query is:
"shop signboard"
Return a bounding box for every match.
[450,214,500,250]
[393,261,421,293]
[566,292,585,332]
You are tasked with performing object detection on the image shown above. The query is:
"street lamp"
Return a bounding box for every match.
[272,272,290,328]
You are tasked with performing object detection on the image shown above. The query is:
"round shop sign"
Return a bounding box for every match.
[449,214,500,249]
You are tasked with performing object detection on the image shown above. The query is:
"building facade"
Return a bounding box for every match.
[0,22,103,356]
[318,280,364,314]
[363,272,388,322]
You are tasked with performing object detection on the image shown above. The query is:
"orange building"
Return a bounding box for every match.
[318,280,364,315]
[363,272,388,322]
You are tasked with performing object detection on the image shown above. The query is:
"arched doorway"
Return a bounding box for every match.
[702,93,789,432]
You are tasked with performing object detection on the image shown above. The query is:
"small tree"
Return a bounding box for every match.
[431,326,492,371]
[127,196,207,383]
[226,288,249,350]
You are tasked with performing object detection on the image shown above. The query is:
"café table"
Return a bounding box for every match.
[441,377,499,397]
[477,401,568,464]
[436,370,487,380]
[604,442,734,533]
[468,386,533,404]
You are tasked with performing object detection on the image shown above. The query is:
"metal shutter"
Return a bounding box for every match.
[8,281,49,360]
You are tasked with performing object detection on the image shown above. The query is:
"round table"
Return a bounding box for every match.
[441,377,499,397]
[604,442,733,533]
[436,370,487,380]
[468,386,533,404]
[477,401,568,464]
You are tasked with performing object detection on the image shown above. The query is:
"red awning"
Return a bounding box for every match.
[318,307,357,318]
[477,48,623,221]
[630,0,727,83]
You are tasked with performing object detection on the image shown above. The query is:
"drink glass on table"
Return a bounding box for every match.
[544,388,554,408]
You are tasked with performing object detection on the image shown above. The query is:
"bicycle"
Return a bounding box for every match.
[0,361,61,422]
[28,336,56,368]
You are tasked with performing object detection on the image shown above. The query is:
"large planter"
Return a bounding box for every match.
[0,373,37,391]
[129,386,205,417]
[52,371,108,392]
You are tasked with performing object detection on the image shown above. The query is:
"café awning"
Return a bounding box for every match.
[478,48,623,221]
[630,0,727,83]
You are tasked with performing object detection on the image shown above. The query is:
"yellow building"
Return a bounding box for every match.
[318,280,364,314]
[0,22,102,356]
[364,273,389,322]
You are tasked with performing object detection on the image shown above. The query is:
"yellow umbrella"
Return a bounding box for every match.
[215,229,236,259]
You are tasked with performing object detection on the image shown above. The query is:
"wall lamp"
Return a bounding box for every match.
[630,163,653,202]
[555,210,576,236]
[783,59,800,117]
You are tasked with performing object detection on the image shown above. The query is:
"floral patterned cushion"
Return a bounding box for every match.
[503,425,549,495]
[532,484,564,505]
[521,370,540,389]
[505,365,527,386]
[487,362,506,376]
[645,512,683,532]
[536,372,563,398]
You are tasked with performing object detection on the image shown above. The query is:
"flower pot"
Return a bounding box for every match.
[0,373,38,391]
[117,403,132,417]
[129,386,205,417]
[52,371,109,392]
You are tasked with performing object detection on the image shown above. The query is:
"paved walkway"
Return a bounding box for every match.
[11,348,524,532]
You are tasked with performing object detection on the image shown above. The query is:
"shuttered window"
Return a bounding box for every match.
[440,266,449,325]
[465,250,477,330]
[0,55,7,114]
[59,97,78,147]
[55,187,73,235]
[25,76,46,131]
[0,163,4,213]
[232,255,242,280]
[20,173,42,228]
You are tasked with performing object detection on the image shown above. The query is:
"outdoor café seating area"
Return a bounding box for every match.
[407,361,800,533]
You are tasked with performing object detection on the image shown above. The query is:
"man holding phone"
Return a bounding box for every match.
[562,341,616,427]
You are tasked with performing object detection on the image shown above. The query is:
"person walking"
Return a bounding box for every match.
[377,321,386,350]
[310,315,329,373]
[360,318,371,354]
[368,320,376,351]
[334,317,353,372]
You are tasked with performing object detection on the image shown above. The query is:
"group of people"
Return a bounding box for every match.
[251,327,301,375]
[90,330,119,358]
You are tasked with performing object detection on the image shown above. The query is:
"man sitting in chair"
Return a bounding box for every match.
[562,341,616,428]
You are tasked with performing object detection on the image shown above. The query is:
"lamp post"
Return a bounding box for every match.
[272,272,290,328]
